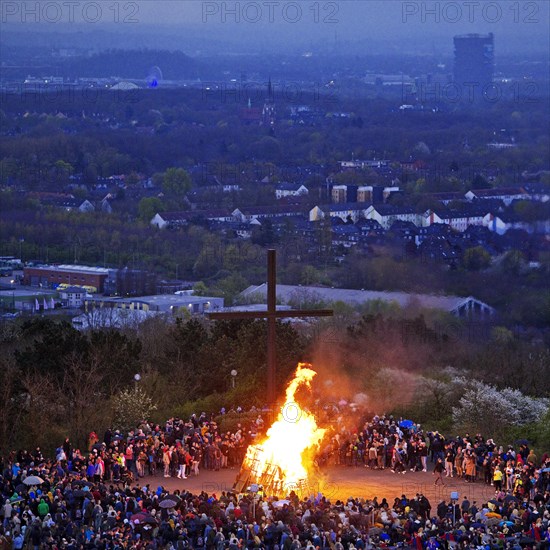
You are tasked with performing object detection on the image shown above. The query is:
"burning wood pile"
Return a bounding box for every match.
[234,364,326,496]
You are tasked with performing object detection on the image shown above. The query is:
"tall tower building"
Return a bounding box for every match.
[453,33,494,100]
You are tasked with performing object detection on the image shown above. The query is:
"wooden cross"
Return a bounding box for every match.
[208,249,333,402]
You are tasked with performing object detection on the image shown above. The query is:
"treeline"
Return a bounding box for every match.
[0,316,304,452]
[1,88,548,189]
[0,311,548,454]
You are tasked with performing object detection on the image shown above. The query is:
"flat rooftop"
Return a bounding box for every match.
[87,295,222,307]
[26,264,109,275]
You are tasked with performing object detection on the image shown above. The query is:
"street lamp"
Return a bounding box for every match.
[134,373,141,390]
[230,369,237,388]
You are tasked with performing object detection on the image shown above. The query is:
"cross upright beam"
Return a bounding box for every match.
[208,249,333,402]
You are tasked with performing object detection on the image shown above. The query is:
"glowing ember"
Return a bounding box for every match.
[238,363,326,495]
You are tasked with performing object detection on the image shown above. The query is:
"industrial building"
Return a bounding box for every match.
[22,265,109,292]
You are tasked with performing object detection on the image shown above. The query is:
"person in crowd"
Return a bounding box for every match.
[0,408,548,549]
[433,458,446,486]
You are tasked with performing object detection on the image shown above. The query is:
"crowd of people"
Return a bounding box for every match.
[318,414,547,499]
[0,407,548,550]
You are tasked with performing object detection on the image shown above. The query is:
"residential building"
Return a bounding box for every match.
[274,183,309,199]
[357,186,373,203]
[465,187,528,206]
[309,203,371,223]
[332,225,361,247]
[383,186,400,202]
[27,192,96,212]
[356,185,400,204]
[151,209,233,228]
[331,185,348,204]
[231,205,304,222]
[522,183,550,203]
[422,208,487,232]
[425,192,464,205]
[339,159,389,169]
[365,204,420,229]
[483,213,550,235]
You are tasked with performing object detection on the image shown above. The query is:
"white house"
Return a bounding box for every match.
[483,213,536,235]
[423,209,486,232]
[365,205,420,229]
[151,213,171,229]
[50,198,95,212]
[274,183,308,199]
[465,187,529,206]
[232,205,303,222]
[151,209,233,228]
[309,203,371,223]
[340,159,389,169]
[522,183,550,203]
[235,219,261,238]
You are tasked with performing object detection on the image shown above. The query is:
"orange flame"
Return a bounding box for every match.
[241,363,325,495]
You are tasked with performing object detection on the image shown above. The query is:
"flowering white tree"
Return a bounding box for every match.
[499,388,548,424]
[452,380,548,436]
[112,386,157,433]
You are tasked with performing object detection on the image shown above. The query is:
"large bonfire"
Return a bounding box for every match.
[236,363,326,496]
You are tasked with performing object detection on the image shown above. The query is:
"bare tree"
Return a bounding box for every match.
[61,352,110,448]
[0,357,26,451]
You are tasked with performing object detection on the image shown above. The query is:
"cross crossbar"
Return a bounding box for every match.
[207,249,333,401]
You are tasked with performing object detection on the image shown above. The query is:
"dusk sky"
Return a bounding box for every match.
[3,0,549,55]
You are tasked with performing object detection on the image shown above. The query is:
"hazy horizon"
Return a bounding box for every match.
[1,0,549,56]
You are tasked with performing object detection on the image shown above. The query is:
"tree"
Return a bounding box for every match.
[193,281,209,296]
[53,160,73,183]
[193,235,223,277]
[14,319,89,379]
[463,246,491,271]
[413,141,431,158]
[471,173,490,189]
[300,265,321,286]
[216,273,249,305]
[491,326,515,346]
[138,197,164,222]
[162,167,192,196]
[60,353,110,446]
[126,171,140,186]
[500,250,524,275]
[452,380,548,437]
[251,219,277,246]
[112,386,157,433]
[0,357,25,450]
